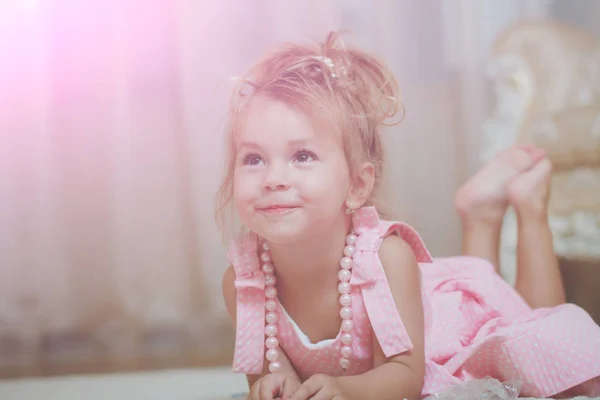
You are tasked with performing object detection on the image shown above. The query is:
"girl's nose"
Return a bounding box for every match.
[263,165,291,191]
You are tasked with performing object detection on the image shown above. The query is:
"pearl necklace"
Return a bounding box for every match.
[260,232,358,373]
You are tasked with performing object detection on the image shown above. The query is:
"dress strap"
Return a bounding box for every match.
[228,232,265,374]
[350,207,432,358]
[378,220,433,263]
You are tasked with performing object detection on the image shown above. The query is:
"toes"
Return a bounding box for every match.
[507,158,552,210]
[512,158,552,186]
[518,145,547,163]
[529,158,552,177]
[497,145,540,173]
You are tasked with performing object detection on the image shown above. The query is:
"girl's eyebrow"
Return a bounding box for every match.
[238,141,261,151]
[238,137,315,150]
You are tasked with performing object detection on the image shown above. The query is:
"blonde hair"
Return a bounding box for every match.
[215,31,404,239]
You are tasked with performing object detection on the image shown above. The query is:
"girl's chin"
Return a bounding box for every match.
[252,224,311,245]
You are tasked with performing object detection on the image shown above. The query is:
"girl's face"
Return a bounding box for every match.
[233,97,351,243]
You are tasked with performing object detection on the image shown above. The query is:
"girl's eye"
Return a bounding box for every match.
[242,153,264,166]
[293,150,316,163]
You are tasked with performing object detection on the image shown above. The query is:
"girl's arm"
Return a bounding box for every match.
[291,235,425,400]
[337,234,426,399]
[287,234,424,400]
[222,266,301,394]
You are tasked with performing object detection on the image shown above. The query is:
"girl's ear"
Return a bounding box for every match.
[346,161,375,208]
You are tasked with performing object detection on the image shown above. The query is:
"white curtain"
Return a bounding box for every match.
[0,0,596,376]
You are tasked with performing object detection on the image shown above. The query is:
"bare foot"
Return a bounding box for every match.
[455,145,546,224]
[508,157,552,219]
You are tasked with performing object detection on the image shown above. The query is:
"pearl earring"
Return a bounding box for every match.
[345,200,357,215]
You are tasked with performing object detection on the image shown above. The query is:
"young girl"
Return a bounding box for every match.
[217,32,600,400]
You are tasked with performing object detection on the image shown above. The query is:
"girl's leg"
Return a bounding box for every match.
[555,377,600,398]
[460,220,503,272]
[508,157,566,308]
[455,145,545,271]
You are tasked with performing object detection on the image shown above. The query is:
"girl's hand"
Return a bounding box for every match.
[249,372,301,400]
[290,374,349,400]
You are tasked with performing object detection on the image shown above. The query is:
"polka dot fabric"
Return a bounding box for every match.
[229,207,600,397]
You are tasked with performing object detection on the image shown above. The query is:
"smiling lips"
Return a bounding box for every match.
[258,205,299,215]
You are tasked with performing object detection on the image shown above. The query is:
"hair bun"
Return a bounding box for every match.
[318,31,404,128]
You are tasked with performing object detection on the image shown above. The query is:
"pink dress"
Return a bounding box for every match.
[228,206,600,398]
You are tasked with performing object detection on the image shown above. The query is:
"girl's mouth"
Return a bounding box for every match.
[258,205,299,215]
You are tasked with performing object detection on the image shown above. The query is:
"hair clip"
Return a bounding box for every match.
[311,55,338,79]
